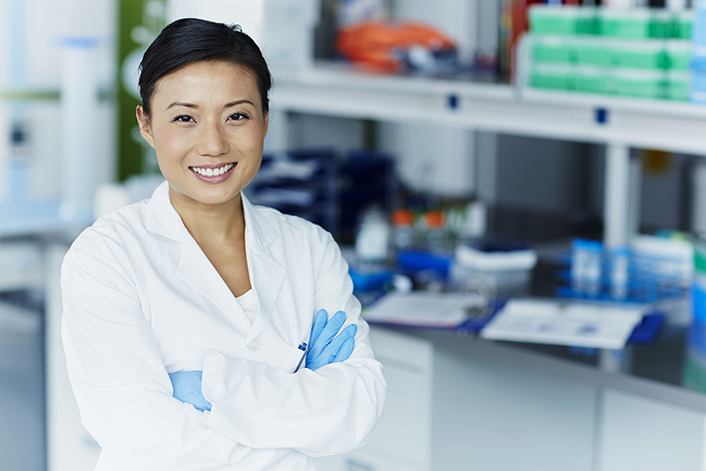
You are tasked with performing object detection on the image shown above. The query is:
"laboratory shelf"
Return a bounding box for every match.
[272,62,706,155]
[519,88,706,155]
[0,87,60,101]
[0,202,89,238]
[0,86,112,102]
[272,62,706,249]
[271,63,514,126]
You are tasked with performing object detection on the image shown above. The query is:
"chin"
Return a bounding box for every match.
[169,182,241,207]
[195,188,242,205]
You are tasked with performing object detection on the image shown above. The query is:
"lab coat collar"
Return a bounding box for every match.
[144,182,278,251]
[241,190,278,251]
[144,181,192,242]
[144,182,286,345]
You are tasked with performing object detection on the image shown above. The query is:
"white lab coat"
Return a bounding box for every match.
[61,181,386,471]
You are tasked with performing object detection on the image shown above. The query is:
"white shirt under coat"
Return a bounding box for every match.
[61,181,387,471]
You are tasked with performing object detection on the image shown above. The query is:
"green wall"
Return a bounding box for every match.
[117,0,166,181]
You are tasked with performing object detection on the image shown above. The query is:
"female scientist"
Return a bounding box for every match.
[61,18,386,471]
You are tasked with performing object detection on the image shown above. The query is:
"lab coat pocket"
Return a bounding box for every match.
[239,326,307,373]
[283,343,308,373]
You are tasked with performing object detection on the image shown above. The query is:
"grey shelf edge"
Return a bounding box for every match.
[272,63,706,156]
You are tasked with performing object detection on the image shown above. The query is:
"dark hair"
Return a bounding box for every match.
[138,18,272,117]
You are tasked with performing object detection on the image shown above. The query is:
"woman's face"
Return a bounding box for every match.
[136,60,268,210]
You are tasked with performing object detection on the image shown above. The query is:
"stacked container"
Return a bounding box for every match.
[528,5,693,101]
[560,236,690,303]
[691,3,706,103]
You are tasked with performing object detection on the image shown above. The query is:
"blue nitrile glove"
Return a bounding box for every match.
[169,370,212,411]
[305,309,357,371]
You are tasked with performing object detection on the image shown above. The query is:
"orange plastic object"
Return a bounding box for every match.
[336,21,456,72]
[391,209,414,226]
[424,210,445,228]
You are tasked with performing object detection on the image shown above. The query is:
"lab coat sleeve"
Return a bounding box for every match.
[201,227,387,457]
[61,246,259,470]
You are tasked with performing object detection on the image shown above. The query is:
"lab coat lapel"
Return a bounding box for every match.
[176,237,247,328]
[145,182,249,331]
[241,193,286,346]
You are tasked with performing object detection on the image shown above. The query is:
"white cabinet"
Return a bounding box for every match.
[325,327,706,471]
[600,390,706,471]
[430,345,596,471]
[325,327,597,471]
[321,328,433,471]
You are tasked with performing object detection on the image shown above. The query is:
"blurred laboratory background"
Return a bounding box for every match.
[5,0,706,470]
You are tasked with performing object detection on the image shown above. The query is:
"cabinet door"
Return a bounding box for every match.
[362,363,430,466]
[319,450,424,471]
[322,327,433,471]
[430,342,597,471]
[600,389,706,471]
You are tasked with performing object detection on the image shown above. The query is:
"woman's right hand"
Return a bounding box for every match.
[305,309,356,371]
[169,370,212,411]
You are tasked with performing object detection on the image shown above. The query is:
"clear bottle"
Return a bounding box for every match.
[355,206,391,266]
[610,246,630,300]
[571,239,603,297]
[424,210,449,254]
[391,208,415,252]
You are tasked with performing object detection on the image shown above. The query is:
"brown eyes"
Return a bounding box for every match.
[228,112,250,121]
[171,113,249,123]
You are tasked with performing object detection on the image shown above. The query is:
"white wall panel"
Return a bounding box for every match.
[378,122,475,197]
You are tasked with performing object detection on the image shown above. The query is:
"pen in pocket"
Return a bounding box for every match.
[294,342,308,373]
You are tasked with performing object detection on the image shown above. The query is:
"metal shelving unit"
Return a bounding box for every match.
[271,60,706,248]
[273,63,706,153]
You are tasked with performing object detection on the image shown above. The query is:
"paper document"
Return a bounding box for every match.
[480,298,645,349]
[363,292,486,328]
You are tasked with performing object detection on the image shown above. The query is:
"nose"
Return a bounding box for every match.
[197,122,229,157]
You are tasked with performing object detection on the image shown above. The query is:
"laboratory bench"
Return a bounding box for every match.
[319,317,706,471]
[322,243,706,471]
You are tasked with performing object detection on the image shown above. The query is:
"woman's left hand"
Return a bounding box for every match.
[305,309,357,371]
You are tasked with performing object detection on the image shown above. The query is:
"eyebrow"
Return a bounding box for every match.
[165,99,255,111]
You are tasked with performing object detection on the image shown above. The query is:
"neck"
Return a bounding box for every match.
[168,187,245,246]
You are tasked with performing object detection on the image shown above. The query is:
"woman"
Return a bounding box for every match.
[61,18,386,471]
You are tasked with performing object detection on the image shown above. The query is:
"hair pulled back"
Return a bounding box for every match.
[138,18,272,117]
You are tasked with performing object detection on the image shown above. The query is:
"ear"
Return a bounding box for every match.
[263,111,269,138]
[136,105,155,149]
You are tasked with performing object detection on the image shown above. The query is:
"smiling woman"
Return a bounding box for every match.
[59,18,386,471]
[136,60,268,232]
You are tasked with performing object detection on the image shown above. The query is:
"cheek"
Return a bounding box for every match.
[244,126,266,152]
[155,128,190,161]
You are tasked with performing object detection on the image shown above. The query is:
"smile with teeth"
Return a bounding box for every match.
[190,163,234,177]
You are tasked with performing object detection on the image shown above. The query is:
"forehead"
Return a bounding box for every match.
[152,60,258,105]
